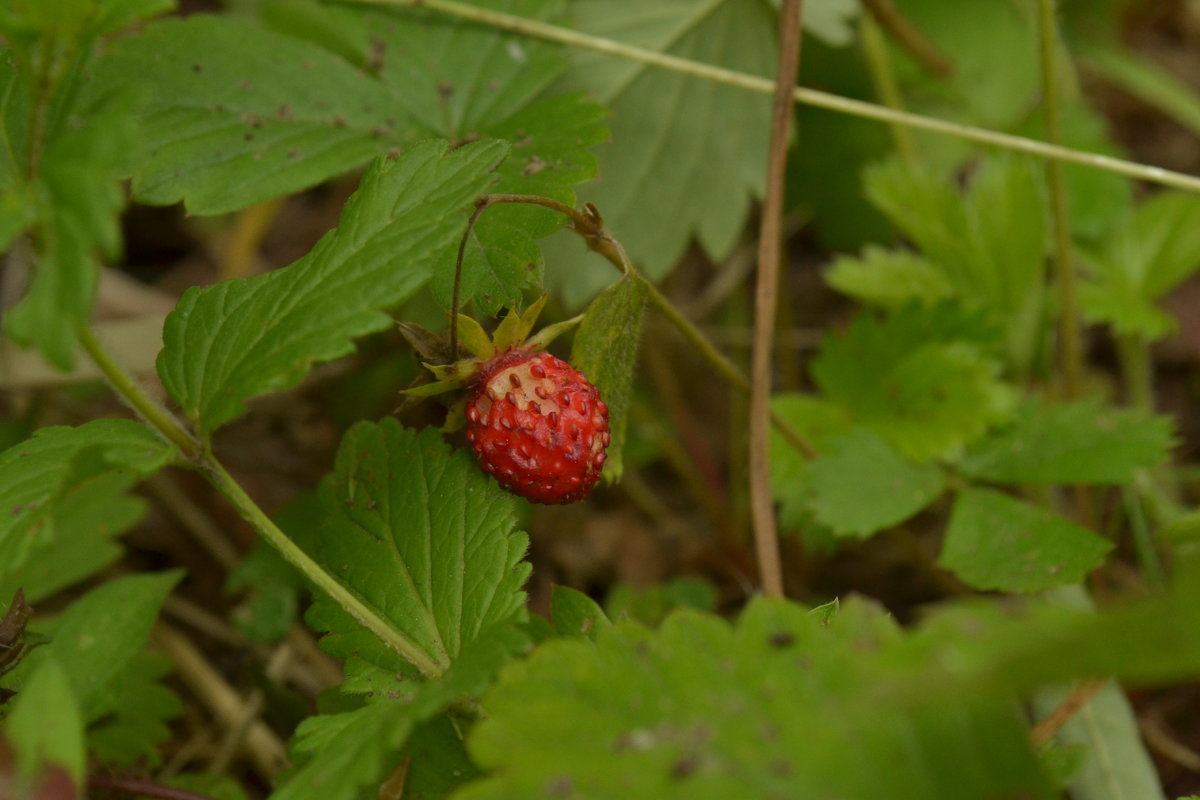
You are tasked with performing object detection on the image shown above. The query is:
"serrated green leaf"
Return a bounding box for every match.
[156,140,507,434]
[4,657,85,787]
[959,398,1174,485]
[227,534,306,645]
[0,420,176,596]
[806,428,945,538]
[547,0,775,303]
[1,572,181,714]
[811,307,1015,461]
[551,585,611,639]
[1080,191,1200,340]
[87,652,183,767]
[825,245,954,308]
[463,597,1055,799]
[767,393,852,532]
[570,275,647,482]
[304,421,530,678]
[604,577,717,628]
[939,489,1113,593]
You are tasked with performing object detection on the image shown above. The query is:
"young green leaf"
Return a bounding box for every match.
[551,585,612,639]
[546,0,776,303]
[86,652,183,767]
[1080,191,1200,340]
[157,140,508,435]
[938,489,1113,593]
[767,393,852,532]
[302,421,530,678]
[811,307,1014,461]
[462,598,1056,799]
[824,245,955,309]
[0,420,176,597]
[4,657,85,788]
[806,428,945,538]
[570,274,648,482]
[1,572,181,714]
[959,398,1174,485]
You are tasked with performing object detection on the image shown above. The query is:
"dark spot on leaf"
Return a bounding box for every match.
[238,79,251,90]
[244,133,255,141]
[371,127,388,139]
[11,505,22,515]
[192,63,203,73]
[671,756,700,780]
[522,156,546,176]
[544,776,572,797]
[769,759,794,777]
[437,80,454,99]
[333,114,347,127]
[276,104,294,121]
[768,631,795,648]
[287,148,300,159]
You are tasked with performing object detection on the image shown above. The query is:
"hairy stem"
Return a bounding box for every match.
[345,0,1200,193]
[749,0,805,597]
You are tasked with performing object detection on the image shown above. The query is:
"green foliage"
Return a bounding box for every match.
[4,658,85,787]
[806,428,946,537]
[939,489,1112,592]
[0,421,177,603]
[959,398,1174,485]
[302,421,530,679]
[157,141,507,435]
[570,274,648,482]
[767,394,852,532]
[547,0,776,304]
[463,598,1057,799]
[551,585,612,639]
[825,246,954,308]
[87,653,182,766]
[1079,191,1200,340]
[811,305,1014,461]
[604,577,718,627]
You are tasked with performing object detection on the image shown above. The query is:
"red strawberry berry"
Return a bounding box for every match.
[465,350,609,505]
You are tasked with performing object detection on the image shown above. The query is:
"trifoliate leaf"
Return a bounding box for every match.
[87,652,183,766]
[4,657,85,787]
[811,307,1014,461]
[939,489,1112,593]
[959,398,1174,485]
[303,421,530,680]
[157,140,507,435]
[547,0,776,303]
[570,274,648,482]
[806,428,945,538]
[1,573,180,713]
[462,598,1055,799]
[1080,191,1200,340]
[551,585,612,639]
[825,245,955,308]
[0,420,176,599]
[767,394,852,532]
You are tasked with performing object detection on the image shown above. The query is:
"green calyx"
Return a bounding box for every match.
[398,294,582,398]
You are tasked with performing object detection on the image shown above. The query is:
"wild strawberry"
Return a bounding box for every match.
[465,350,609,504]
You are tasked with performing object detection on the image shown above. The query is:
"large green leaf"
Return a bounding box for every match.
[302,421,530,680]
[959,398,1174,485]
[806,428,945,537]
[156,140,507,435]
[547,0,776,303]
[462,598,1057,799]
[938,489,1112,593]
[570,274,648,482]
[3,658,85,787]
[0,420,176,600]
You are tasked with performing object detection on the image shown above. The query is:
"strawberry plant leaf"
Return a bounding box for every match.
[86,652,182,767]
[3,657,85,787]
[302,421,530,679]
[938,489,1113,593]
[811,306,1015,461]
[462,598,1055,799]
[959,398,1174,485]
[546,0,776,303]
[0,420,177,598]
[824,245,955,308]
[551,585,612,639]
[767,394,851,532]
[570,274,647,482]
[1080,191,1200,340]
[156,140,507,435]
[806,428,946,538]
[1,572,181,714]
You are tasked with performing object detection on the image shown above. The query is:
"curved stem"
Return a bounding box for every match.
[346,0,1200,193]
[77,326,201,460]
[449,201,490,359]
